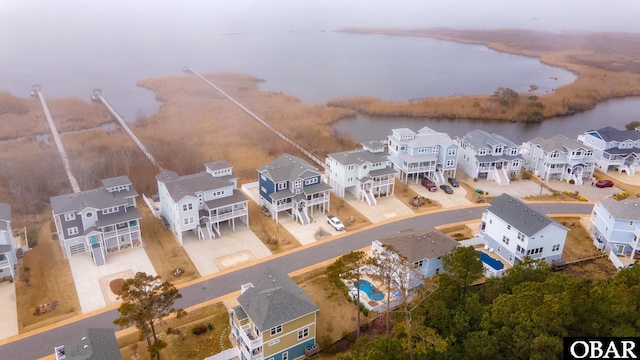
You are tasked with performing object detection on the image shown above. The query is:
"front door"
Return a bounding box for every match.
[90,235,99,246]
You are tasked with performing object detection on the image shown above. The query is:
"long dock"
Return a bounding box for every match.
[31,85,81,193]
[91,89,163,170]
[183,66,326,169]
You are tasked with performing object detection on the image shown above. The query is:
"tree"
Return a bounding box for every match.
[114,272,186,360]
[492,87,519,107]
[441,246,483,307]
[625,121,640,130]
[337,251,369,340]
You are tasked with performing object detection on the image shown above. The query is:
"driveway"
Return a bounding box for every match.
[345,194,414,223]
[182,224,272,276]
[0,282,17,339]
[68,247,156,313]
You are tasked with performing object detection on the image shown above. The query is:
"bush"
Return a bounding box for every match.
[191,324,209,336]
[358,302,370,317]
[473,178,478,182]
[521,170,533,180]
[569,179,575,184]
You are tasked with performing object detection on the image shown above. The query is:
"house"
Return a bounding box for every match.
[521,135,597,184]
[229,269,319,360]
[588,197,640,269]
[371,229,459,284]
[456,130,523,185]
[0,203,17,280]
[479,193,568,266]
[325,141,396,206]
[258,154,332,225]
[50,176,142,266]
[54,328,122,360]
[156,161,249,244]
[387,127,458,184]
[577,126,640,175]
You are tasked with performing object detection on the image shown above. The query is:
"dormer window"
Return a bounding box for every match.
[494,146,503,154]
[478,149,487,156]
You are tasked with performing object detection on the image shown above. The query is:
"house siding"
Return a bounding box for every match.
[259,174,276,205]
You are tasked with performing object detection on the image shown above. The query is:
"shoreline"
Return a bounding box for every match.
[332,28,640,122]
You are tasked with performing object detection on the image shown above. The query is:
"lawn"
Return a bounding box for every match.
[551,216,601,262]
[15,220,81,333]
[247,200,301,254]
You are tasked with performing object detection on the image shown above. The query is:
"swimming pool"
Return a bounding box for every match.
[354,279,384,301]
[477,251,504,270]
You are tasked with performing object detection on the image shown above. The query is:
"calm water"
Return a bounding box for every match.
[334,97,640,144]
[0,1,637,128]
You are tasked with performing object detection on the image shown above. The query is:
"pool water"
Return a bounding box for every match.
[354,279,384,301]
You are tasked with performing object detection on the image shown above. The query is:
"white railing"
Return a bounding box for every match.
[273,202,293,211]
[241,182,260,203]
[102,224,140,239]
[403,164,436,173]
[608,249,625,270]
[203,348,240,360]
[371,178,395,187]
[210,208,248,223]
[593,238,605,250]
[240,324,263,351]
[307,195,329,206]
[458,237,486,247]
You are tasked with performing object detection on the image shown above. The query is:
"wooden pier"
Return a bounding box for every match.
[32,85,82,193]
[183,66,326,169]
[92,89,164,170]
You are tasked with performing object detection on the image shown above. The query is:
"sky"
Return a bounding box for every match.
[1,0,639,36]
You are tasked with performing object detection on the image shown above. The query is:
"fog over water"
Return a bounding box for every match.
[1,1,638,123]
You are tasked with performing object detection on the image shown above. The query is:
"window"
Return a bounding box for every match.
[502,235,510,245]
[631,221,635,226]
[509,254,514,262]
[435,268,440,274]
[447,149,456,156]
[348,165,354,170]
[489,219,492,224]
[414,260,424,267]
[261,174,266,181]
[68,227,79,236]
[507,225,511,230]
[446,160,455,167]
[517,232,525,241]
[304,178,317,185]
[297,327,309,340]
[433,147,439,155]
[85,212,93,218]
[183,217,194,225]
[182,203,193,212]
[550,151,560,158]
[64,213,76,221]
[552,244,560,252]
[261,186,267,193]
[510,148,518,156]
[103,207,118,215]
[270,325,282,336]
[278,182,287,190]
[497,245,502,252]
[418,148,428,153]
[282,352,288,360]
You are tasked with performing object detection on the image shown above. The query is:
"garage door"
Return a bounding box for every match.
[68,243,86,255]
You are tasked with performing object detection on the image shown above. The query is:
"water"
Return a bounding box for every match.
[0,1,638,126]
[334,96,640,144]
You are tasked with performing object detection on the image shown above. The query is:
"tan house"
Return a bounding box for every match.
[229,269,319,360]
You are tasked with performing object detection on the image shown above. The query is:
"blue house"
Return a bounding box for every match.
[258,154,332,225]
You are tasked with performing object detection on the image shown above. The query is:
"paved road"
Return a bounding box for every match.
[0,203,593,360]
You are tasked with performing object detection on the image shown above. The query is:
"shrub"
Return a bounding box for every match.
[358,302,370,317]
[191,324,209,336]
[521,170,532,180]
[473,178,478,182]
[577,194,588,201]
[569,179,575,184]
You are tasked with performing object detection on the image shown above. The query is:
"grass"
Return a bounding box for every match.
[15,220,81,333]
[247,200,301,254]
[395,180,442,213]
[137,204,200,284]
[118,302,232,360]
[551,217,601,262]
[329,193,371,232]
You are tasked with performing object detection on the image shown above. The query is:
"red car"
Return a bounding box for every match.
[596,180,614,188]
[421,177,437,192]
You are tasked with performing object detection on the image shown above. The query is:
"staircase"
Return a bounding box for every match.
[91,243,105,266]
[363,188,377,206]
[198,223,213,241]
[434,169,445,185]
[495,168,510,185]
[620,164,636,176]
[574,174,584,185]
[298,207,311,225]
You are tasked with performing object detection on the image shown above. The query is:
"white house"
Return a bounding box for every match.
[456,130,523,185]
[156,161,249,245]
[0,203,17,280]
[521,135,597,185]
[387,127,458,184]
[577,126,640,175]
[588,197,640,270]
[50,176,142,266]
[371,229,459,284]
[479,193,568,266]
[325,141,396,206]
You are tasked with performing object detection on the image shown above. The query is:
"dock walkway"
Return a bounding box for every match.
[32,85,81,193]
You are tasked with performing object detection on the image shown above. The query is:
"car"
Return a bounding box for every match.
[327,215,345,231]
[421,177,437,192]
[596,180,614,188]
[440,184,454,194]
[447,177,460,187]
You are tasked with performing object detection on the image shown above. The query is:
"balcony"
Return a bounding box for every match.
[371,178,395,187]
[210,208,248,223]
[402,164,436,173]
[102,223,140,239]
[239,324,263,359]
[307,194,329,206]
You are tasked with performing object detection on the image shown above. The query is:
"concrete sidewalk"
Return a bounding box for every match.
[68,247,156,314]
[345,194,414,223]
[0,282,17,339]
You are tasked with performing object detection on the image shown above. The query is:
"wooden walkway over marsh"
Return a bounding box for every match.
[31,85,82,193]
[183,66,326,169]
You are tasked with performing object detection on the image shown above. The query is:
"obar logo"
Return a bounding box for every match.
[564,338,639,359]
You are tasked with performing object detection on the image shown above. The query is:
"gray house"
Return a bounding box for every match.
[54,328,122,360]
[521,135,596,185]
[0,203,17,280]
[50,176,141,266]
[456,130,523,185]
[371,229,459,284]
